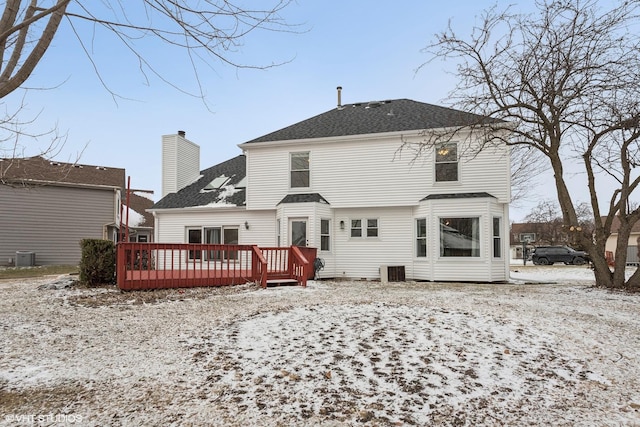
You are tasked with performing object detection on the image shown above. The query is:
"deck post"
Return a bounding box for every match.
[116,243,125,289]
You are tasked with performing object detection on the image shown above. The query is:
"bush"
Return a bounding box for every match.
[79,239,116,286]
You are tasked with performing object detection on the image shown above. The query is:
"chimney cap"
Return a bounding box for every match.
[178,130,186,137]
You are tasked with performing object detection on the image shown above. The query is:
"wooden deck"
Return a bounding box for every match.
[116,243,315,291]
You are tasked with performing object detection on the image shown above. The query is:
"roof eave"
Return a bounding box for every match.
[238,129,426,150]
[1,178,122,191]
[148,204,247,213]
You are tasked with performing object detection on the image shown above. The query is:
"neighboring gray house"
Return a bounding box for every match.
[150,96,512,282]
[0,156,141,266]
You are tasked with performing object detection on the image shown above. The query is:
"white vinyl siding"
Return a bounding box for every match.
[161,134,200,197]
[154,208,275,248]
[244,131,510,210]
[334,207,413,280]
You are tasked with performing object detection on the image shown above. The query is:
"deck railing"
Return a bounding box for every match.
[116,243,313,290]
[257,246,315,287]
[290,245,312,287]
[116,243,267,290]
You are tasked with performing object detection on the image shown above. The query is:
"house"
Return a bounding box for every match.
[510,223,537,260]
[150,95,512,282]
[123,191,155,243]
[605,216,640,265]
[509,222,569,260]
[0,156,152,266]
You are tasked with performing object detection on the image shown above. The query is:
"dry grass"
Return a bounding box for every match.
[0,265,78,280]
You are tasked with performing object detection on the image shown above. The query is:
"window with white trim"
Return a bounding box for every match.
[350,219,362,238]
[187,226,239,260]
[290,152,310,188]
[187,228,203,260]
[435,143,458,182]
[416,218,427,257]
[320,219,330,251]
[440,217,480,257]
[350,218,379,238]
[367,219,378,237]
[493,217,502,258]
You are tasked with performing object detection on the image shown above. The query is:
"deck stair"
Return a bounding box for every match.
[266,277,300,287]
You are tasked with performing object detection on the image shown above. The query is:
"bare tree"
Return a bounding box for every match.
[417,0,640,289]
[510,145,545,205]
[0,1,294,99]
[0,0,295,177]
[523,200,594,250]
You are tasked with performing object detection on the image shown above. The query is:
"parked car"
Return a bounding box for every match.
[531,246,590,265]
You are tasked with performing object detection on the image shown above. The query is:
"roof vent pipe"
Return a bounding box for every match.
[337,86,342,109]
[178,130,185,137]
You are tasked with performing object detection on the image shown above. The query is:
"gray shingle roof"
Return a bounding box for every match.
[278,193,330,205]
[243,99,497,144]
[151,155,246,209]
[421,192,496,201]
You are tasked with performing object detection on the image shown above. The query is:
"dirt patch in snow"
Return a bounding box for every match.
[65,282,260,308]
[1,269,639,426]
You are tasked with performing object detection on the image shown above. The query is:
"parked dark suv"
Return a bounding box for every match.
[531,246,590,265]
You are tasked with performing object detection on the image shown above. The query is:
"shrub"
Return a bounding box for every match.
[79,239,116,286]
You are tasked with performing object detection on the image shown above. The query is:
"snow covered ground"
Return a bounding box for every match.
[1,266,639,426]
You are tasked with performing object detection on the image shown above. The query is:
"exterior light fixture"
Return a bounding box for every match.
[244,221,249,230]
[340,220,345,230]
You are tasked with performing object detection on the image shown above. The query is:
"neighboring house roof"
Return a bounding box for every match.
[243,99,499,144]
[151,155,246,209]
[278,193,330,205]
[604,216,640,234]
[510,222,541,245]
[0,156,125,188]
[126,193,155,228]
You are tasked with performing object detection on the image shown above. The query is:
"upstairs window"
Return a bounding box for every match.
[290,152,310,188]
[435,143,458,182]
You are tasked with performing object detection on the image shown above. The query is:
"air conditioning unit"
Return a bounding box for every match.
[16,251,36,267]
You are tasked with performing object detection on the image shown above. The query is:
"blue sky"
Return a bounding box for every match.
[3,1,562,220]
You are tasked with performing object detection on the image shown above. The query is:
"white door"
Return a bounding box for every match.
[290,218,308,247]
